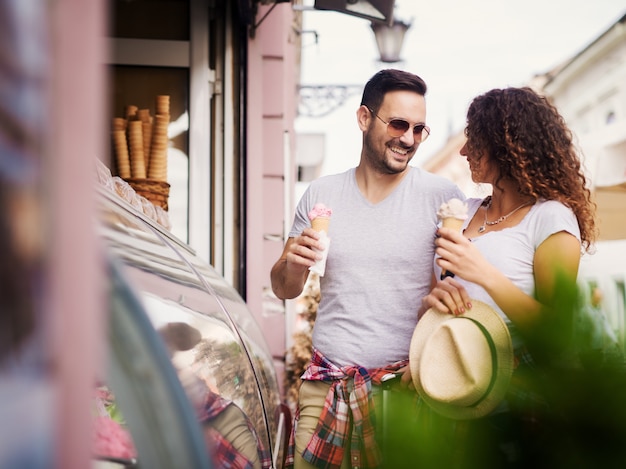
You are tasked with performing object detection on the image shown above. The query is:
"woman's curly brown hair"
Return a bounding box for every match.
[464,87,597,252]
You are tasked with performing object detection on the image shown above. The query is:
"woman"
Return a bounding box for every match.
[425,86,595,335]
[420,87,597,468]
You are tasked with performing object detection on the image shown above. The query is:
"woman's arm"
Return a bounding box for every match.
[486,231,580,331]
[431,228,581,333]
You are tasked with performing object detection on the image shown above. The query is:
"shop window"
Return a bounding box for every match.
[606,111,616,125]
[107,0,196,244]
[109,65,190,242]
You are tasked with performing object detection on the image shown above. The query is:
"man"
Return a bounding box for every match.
[271,69,464,468]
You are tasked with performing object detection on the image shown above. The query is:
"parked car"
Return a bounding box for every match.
[93,181,290,469]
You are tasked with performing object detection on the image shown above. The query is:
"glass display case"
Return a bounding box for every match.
[94,186,289,468]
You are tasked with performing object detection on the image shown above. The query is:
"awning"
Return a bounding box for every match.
[593,185,626,241]
[313,0,396,25]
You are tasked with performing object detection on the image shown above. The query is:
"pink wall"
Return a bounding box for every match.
[246,3,298,396]
[49,0,107,466]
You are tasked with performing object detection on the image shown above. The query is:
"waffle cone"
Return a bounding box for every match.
[441,217,465,232]
[311,216,330,233]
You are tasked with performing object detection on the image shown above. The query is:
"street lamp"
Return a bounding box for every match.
[297,0,410,63]
[371,18,411,63]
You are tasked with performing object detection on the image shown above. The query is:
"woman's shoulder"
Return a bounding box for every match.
[528,199,580,240]
[466,197,486,209]
[533,199,576,217]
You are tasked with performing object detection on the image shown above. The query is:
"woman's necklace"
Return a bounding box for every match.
[477,196,532,233]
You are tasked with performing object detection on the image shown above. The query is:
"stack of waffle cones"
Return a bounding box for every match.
[148,95,169,181]
[111,95,170,183]
[111,95,171,210]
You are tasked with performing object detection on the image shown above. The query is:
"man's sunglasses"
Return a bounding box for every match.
[366,106,430,141]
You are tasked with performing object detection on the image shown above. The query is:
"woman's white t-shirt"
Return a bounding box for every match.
[434,198,581,346]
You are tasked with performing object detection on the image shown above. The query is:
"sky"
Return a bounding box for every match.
[295,0,626,176]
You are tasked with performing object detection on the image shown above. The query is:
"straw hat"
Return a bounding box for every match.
[409,300,514,419]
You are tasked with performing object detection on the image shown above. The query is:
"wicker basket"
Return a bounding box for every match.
[124,178,170,211]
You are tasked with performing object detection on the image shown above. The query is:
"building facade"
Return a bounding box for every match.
[104,0,304,393]
[542,13,626,342]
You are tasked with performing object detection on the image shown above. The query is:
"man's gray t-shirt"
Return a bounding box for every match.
[289,167,464,369]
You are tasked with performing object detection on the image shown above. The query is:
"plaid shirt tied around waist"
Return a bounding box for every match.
[287,347,408,469]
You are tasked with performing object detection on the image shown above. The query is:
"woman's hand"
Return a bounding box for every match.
[435,227,496,286]
[422,276,472,316]
[421,226,494,316]
[432,226,554,332]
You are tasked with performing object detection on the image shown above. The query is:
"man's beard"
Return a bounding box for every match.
[363,132,413,175]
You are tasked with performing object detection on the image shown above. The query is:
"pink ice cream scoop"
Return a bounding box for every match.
[308,203,333,221]
[308,203,332,233]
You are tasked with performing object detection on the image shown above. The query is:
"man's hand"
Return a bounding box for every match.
[270,228,325,300]
[283,227,325,268]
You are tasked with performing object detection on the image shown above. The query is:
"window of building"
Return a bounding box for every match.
[107,0,191,243]
[606,111,616,124]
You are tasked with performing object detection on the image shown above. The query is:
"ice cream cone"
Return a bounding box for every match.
[437,198,468,280]
[311,216,330,233]
[307,204,332,276]
[440,217,465,279]
[441,217,464,232]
